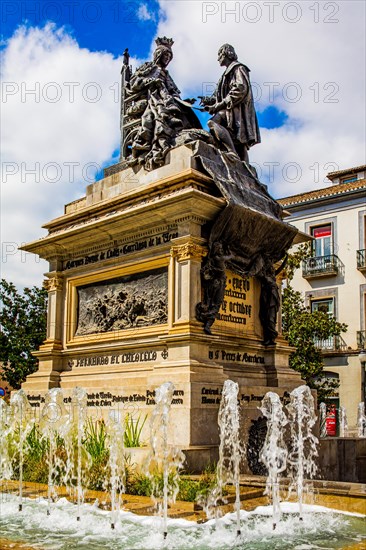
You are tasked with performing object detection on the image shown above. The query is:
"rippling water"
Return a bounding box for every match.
[0,495,365,549]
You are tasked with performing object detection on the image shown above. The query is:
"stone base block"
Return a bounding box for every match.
[182,446,219,473]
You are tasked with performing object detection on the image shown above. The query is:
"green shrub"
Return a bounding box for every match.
[87,459,108,491]
[126,472,152,496]
[83,418,108,462]
[82,419,109,490]
[23,455,49,484]
[124,413,147,448]
[7,419,223,504]
[25,424,48,461]
[177,478,199,501]
[177,475,218,502]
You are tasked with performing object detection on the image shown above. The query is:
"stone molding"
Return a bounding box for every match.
[173,215,208,226]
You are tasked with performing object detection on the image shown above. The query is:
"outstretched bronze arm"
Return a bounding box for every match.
[198,95,216,107]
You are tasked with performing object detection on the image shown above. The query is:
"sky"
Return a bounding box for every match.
[1,0,365,288]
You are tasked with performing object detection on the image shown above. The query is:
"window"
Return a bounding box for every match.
[359,290,366,348]
[311,298,334,316]
[311,224,333,256]
[312,298,335,349]
[341,176,357,184]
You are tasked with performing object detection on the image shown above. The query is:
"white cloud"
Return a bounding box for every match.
[1,4,365,288]
[154,0,365,194]
[138,4,156,21]
[1,24,126,288]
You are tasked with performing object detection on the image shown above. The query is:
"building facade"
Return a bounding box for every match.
[279,165,366,433]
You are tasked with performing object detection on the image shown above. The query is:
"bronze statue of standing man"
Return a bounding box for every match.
[200,44,260,163]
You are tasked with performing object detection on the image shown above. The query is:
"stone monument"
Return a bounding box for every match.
[21,39,303,470]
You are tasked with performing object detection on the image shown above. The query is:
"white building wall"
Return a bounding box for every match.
[285,199,366,432]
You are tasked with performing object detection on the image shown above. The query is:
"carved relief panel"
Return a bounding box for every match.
[75,267,168,336]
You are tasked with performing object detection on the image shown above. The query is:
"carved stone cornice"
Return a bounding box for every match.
[171,242,207,262]
[43,275,64,292]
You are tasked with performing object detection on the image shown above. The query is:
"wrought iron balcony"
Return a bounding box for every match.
[302,254,340,279]
[357,249,366,272]
[314,335,348,352]
[357,330,366,349]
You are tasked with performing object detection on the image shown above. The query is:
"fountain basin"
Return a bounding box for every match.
[2,476,365,517]
[2,394,366,550]
[2,387,365,548]
[0,488,365,550]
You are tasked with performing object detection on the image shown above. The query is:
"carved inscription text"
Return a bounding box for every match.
[216,273,254,327]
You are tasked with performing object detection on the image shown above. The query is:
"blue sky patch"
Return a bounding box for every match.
[0,0,160,58]
[257,106,288,130]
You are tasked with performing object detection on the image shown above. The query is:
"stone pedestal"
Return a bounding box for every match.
[21,144,303,469]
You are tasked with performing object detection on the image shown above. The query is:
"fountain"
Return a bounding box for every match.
[286,385,318,520]
[146,381,185,540]
[70,387,88,521]
[4,26,363,547]
[319,402,327,438]
[259,392,288,529]
[201,379,243,540]
[357,402,366,437]
[339,406,348,438]
[39,388,71,516]
[106,409,126,529]
[9,390,33,511]
[0,399,13,483]
[1,382,365,549]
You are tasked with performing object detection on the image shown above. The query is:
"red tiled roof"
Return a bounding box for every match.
[279,178,366,207]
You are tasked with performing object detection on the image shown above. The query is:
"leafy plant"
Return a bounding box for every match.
[7,419,225,503]
[25,423,48,461]
[178,478,208,502]
[282,245,347,402]
[83,418,108,462]
[124,413,147,448]
[179,463,220,502]
[128,471,178,499]
[127,472,153,496]
[125,468,220,503]
[0,279,47,389]
[82,418,109,490]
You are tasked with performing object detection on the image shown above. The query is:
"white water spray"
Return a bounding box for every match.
[339,406,348,438]
[9,390,33,511]
[259,392,288,529]
[357,402,366,437]
[0,399,13,482]
[71,387,88,521]
[204,380,242,536]
[147,382,184,540]
[106,409,126,529]
[319,402,327,438]
[287,386,318,520]
[40,388,70,516]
